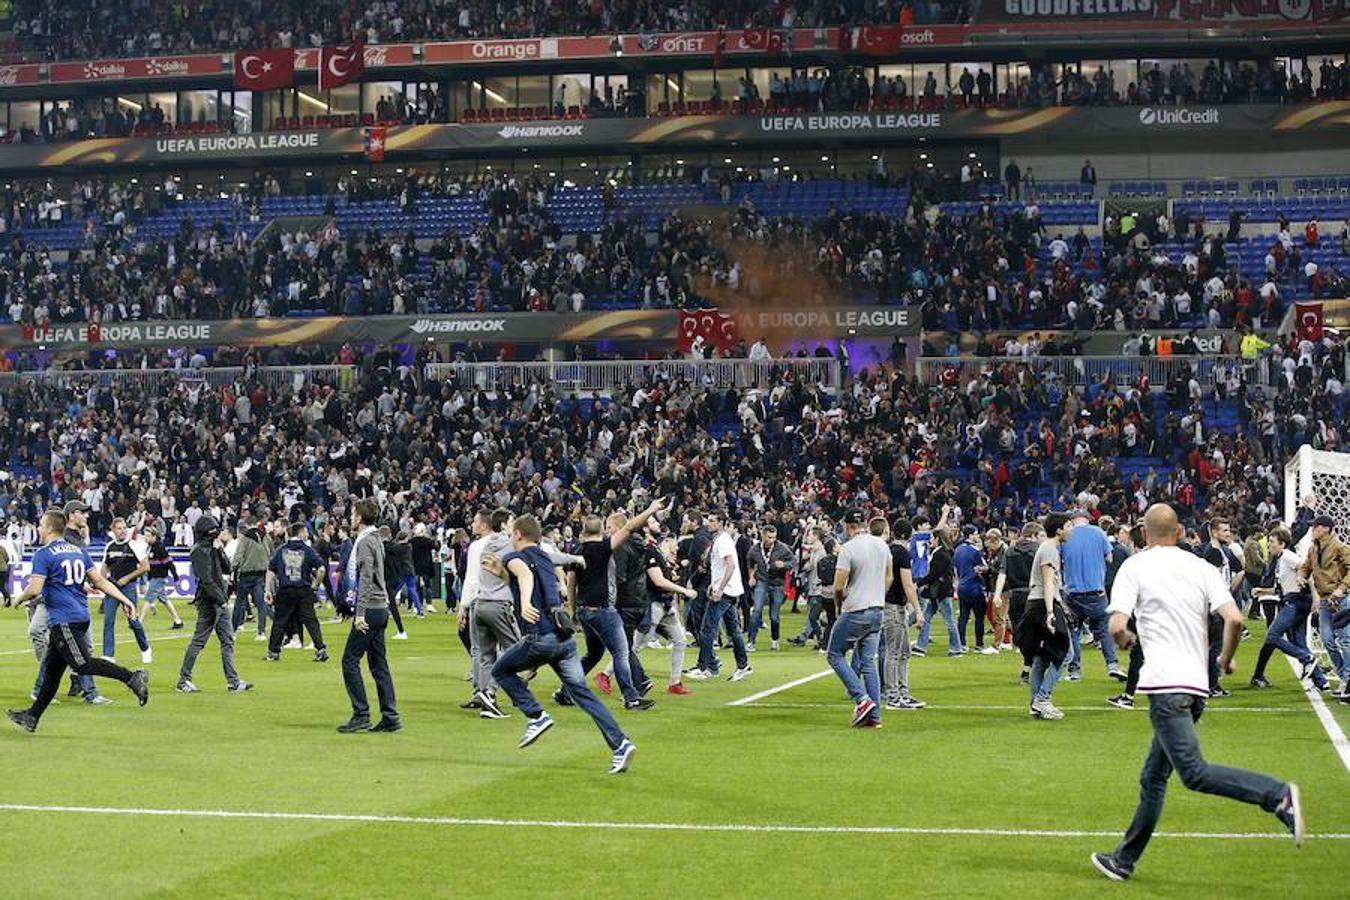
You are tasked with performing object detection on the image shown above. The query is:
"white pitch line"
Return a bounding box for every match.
[739,702,1308,714]
[0,632,191,657]
[1285,656,1350,773]
[0,803,1344,841]
[725,670,833,706]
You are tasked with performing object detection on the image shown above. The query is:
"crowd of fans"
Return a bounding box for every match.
[3,167,1347,331]
[6,1,966,62]
[0,327,1342,586]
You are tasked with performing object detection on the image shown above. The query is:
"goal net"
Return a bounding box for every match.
[1285,446,1350,544]
[1284,445,1350,670]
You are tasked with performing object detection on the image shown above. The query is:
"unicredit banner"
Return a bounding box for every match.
[980,0,1346,22]
[0,306,917,351]
[0,104,1344,170]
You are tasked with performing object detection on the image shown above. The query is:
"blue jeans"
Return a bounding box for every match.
[396,574,423,615]
[1113,692,1286,873]
[827,607,882,722]
[1030,655,1060,703]
[493,631,627,750]
[749,580,785,644]
[232,573,268,635]
[1066,591,1118,669]
[916,596,960,653]
[1319,605,1346,676]
[1329,613,1350,683]
[697,596,749,674]
[102,582,149,658]
[577,606,639,702]
[1265,599,1317,667]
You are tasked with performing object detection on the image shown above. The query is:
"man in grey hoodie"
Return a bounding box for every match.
[338,498,400,733]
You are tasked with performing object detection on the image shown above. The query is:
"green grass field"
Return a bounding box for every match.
[0,605,1345,899]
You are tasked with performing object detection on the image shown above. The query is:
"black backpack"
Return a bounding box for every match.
[816,551,837,588]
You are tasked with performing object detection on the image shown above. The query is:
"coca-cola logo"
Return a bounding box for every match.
[83,61,127,79]
[0,66,19,86]
[661,35,706,53]
[145,57,190,76]
[364,46,389,67]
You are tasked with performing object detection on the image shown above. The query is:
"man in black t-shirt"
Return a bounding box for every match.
[137,523,184,629]
[678,512,712,640]
[569,497,666,710]
[883,519,927,710]
[100,518,154,665]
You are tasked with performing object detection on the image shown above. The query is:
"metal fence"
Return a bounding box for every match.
[424,358,842,392]
[913,355,1274,389]
[0,365,354,394]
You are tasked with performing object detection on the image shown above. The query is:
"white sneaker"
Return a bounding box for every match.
[771,640,780,651]
[285,637,302,650]
[393,631,409,641]
[253,632,267,642]
[729,666,754,682]
[141,648,153,665]
[683,668,712,681]
[746,642,757,653]
[979,646,998,655]
[425,604,437,614]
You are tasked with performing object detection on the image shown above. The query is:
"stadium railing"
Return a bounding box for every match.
[424,358,842,393]
[0,364,354,393]
[912,355,1274,390]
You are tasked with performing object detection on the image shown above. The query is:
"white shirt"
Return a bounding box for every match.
[1108,546,1234,697]
[461,535,488,605]
[710,531,744,598]
[1272,548,1301,596]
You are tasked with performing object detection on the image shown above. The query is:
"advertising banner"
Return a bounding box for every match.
[49,54,225,84]
[979,0,1346,23]
[0,306,920,351]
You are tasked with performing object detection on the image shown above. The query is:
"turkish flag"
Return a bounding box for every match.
[742,27,784,55]
[87,322,102,343]
[678,309,739,354]
[233,48,295,91]
[364,126,387,162]
[856,25,903,57]
[1295,301,1324,342]
[319,43,364,91]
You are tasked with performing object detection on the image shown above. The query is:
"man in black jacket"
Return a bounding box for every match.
[178,515,252,694]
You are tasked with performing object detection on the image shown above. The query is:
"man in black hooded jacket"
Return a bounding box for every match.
[178,515,253,694]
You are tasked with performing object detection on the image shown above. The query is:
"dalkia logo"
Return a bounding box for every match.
[1137,107,1219,126]
[408,318,507,334]
[496,123,584,139]
[145,57,190,76]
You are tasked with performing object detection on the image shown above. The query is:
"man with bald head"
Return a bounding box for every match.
[1092,504,1304,882]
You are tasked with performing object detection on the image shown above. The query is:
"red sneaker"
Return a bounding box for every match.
[666,683,692,695]
[851,698,878,727]
[595,673,613,695]
[858,719,883,729]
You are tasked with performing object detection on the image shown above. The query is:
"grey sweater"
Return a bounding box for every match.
[354,531,389,613]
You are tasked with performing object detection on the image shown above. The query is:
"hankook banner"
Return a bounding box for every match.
[0,306,919,351]
[1,104,1345,171]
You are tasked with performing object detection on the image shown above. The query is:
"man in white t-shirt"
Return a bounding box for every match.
[829,510,893,728]
[1092,504,1304,882]
[687,512,751,682]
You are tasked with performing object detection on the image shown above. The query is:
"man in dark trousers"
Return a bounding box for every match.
[338,498,400,733]
[265,522,329,663]
[8,509,149,732]
[1004,159,1022,201]
[231,516,273,638]
[1080,159,1097,196]
[1092,504,1304,882]
[178,515,252,694]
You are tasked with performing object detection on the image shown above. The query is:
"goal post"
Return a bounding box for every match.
[1284,446,1350,544]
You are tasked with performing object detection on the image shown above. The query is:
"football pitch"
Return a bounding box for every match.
[0,608,1345,899]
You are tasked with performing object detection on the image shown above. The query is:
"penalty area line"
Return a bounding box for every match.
[725,670,833,706]
[0,803,1344,841]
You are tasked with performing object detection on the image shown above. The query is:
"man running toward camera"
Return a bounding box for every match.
[8,510,149,732]
[1091,504,1304,882]
[492,514,637,774]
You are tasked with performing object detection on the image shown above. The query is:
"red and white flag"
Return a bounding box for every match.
[364,125,387,162]
[741,27,784,55]
[319,43,364,91]
[1295,301,1324,342]
[678,309,739,354]
[855,25,903,57]
[233,48,295,91]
